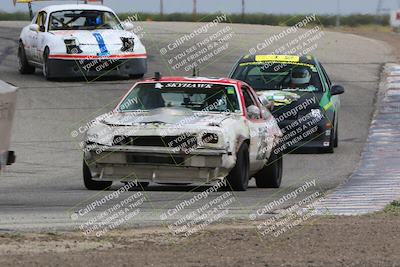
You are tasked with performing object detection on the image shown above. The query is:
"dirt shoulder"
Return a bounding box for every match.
[0,214,399,267]
[336,26,400,61]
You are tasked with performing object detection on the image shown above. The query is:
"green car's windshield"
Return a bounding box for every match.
[232,62,323,92]
[118,82,242,113]
[49,10,122,31]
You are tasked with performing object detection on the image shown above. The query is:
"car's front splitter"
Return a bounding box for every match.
[47,56,147,78]
[83,147,233,183]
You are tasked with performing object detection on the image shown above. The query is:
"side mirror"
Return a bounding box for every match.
[247,105,261,119]
[331,84,345,96]
[121,21,134,31]
[258,95,274,110]
[29,24,39,32]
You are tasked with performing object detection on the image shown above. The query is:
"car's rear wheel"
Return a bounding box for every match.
[83,160,112,190]
[226,142,249,191]
[18,42,35,74]
[255,151,283,188]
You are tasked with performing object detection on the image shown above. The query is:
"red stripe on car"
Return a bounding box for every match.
[48,53,147,60]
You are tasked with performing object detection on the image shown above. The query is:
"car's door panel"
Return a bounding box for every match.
[241,86,269,173]
[31,11,47,63]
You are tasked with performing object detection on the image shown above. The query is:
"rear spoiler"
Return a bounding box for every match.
[13,0,104,19]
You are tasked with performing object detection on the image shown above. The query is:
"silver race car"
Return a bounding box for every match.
[82,75,283,191]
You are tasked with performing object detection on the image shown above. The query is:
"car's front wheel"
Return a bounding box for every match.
[18,42,35,74]
[226,142,249,191]
[83,160,112,190]
[42,47,53,80]
[255,151,283,188]
[322,123,335,153]
[334,122,339,148]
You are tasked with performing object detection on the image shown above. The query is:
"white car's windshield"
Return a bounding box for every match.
[118,82,241,113]
[49,10,122,31]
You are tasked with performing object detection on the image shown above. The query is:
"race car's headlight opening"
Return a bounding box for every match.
[64,38,77,46]
[64,39,82,54]
[201,133,219,144]
[86,133,99,141]
[121,37,135,52]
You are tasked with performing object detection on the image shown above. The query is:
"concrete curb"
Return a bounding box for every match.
[315,63,400,215]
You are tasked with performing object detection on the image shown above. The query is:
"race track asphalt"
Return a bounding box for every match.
[0,21,393,231]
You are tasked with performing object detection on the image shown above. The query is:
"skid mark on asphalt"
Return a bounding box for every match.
[316,63,400,215]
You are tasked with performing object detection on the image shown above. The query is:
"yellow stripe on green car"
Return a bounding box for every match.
[273,99,292,106]
[255,55,300,62]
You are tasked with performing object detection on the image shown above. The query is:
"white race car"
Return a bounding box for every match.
[18,4,147,79]
[82,75,283,191]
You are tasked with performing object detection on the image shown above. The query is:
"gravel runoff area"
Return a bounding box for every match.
[0,214,399,267]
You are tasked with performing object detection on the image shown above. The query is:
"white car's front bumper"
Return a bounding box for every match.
[83,146,235,184]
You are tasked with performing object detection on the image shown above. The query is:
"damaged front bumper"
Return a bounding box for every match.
[83,145,235,184]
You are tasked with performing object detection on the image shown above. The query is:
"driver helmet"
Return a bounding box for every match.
[86,15,102,26]
[138,88,165,109]
[290,67,311,85]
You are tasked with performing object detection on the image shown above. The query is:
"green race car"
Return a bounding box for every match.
[229,54,344,153]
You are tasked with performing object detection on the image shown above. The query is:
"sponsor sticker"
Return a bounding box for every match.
[165,83,212,88]
[226,86,235,94]
[255,55,300,62]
